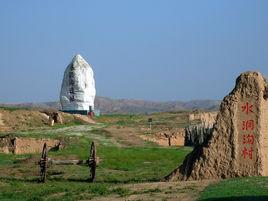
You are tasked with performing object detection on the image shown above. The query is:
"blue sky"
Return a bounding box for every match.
[0,0,268,103]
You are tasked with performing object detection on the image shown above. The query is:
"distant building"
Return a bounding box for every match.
[60,54,96,115]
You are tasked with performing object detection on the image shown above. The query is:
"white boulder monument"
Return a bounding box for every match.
[60,54,96,114]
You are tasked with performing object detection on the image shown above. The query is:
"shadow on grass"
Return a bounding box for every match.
[0,176,160,184]
[0,176,38,183]
[199,196,268,201]
[53,177,159,184]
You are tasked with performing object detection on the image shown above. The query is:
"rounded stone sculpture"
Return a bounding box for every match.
[60,54,96,112]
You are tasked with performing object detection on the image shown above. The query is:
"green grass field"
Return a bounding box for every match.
[0,143,192,200]
[198,177,268,201]
[0,113,268,201]
[0,113,192,200]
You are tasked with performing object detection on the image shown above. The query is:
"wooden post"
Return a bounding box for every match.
[148,118,152,131]
[48,159,85,165]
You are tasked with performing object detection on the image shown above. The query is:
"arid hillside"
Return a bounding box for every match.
[0,108,92,132]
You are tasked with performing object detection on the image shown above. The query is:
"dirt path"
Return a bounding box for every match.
[91,180,217,201]
[105,126,149,146]
[16,124,122,147]
[19,124,106,135]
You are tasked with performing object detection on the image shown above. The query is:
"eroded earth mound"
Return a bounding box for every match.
[0,109,94,132]
[0,135,62,154]
[166,71,268,181]
[140,128,185,146]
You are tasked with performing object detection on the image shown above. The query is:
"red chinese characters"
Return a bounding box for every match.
[242,120,254,130]
[241,102,253,114]
[242,146,253,159]
[243,134,254,145]
[240,102,255,160]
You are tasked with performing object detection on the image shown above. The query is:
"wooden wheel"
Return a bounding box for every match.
[37,141,98,183]
[39,143,48,183]
[88,141,96,182]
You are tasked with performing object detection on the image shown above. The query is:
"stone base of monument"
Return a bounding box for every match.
[165,71,268,181]
[61,110,89,115]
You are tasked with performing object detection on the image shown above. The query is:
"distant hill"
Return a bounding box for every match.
[0,97,221,114]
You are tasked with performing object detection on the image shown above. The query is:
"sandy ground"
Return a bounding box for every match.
[0,112,4,126]
[0,112,10,132]
[105,126,149,146]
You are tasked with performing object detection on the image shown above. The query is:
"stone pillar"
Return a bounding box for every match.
[166,71,268,181]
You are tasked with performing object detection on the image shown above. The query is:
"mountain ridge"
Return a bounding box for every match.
[0,96,220,114]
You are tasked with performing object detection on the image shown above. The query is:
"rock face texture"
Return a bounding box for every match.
[188,111,218,127]
[166,72,268,181]
[60,54,96,112]
[185,111,218,146]
[184,123,213,147]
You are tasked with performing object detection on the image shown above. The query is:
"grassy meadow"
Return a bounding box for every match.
[0,112,267,201]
